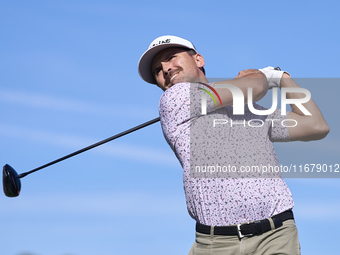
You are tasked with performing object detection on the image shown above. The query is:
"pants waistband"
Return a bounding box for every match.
[196,209,294,238]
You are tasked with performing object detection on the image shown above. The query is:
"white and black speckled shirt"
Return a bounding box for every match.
[159,82,294,226]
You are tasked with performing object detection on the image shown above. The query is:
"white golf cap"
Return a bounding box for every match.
[138,35,197,84]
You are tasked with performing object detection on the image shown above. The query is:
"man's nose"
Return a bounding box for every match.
[162,62,172,75]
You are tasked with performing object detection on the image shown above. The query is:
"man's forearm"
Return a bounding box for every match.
[213,69,268,108]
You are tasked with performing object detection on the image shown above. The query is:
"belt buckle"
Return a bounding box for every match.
[237,222,254,239]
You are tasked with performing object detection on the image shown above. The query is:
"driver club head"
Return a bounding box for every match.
[3,164,21,197]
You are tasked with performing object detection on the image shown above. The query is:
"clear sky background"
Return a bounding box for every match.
[0,1,339,255]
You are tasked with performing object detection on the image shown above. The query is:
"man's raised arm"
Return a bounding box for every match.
[281,73,330,141]
[213,69,269,108]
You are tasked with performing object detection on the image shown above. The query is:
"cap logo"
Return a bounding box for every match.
[150,39,171,49]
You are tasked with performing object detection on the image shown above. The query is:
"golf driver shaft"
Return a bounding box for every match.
[18,117,160,178]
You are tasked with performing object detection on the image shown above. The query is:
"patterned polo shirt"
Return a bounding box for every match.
[159,82,294,226]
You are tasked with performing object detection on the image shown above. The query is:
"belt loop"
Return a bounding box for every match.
[210,226,215,237]
[268,218,275,230]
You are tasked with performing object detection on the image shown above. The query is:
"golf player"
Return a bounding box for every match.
[138,35,329,255]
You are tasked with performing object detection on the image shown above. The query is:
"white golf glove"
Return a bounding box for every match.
[258,66,289,89]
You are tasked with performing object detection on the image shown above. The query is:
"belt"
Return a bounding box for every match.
[196,209,294,239]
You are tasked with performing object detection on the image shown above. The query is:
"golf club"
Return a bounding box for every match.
[3,117,160,197]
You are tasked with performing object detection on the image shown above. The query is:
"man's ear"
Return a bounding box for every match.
[195,53,205,69]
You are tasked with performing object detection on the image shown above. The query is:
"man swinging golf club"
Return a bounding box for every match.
[138,35,329,255]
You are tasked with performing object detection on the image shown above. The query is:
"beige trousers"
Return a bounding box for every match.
[188,219,301,255]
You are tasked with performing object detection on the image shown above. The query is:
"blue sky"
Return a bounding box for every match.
[0,1,339,255]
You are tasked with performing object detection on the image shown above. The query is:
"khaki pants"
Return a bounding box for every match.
[189,219,301,255]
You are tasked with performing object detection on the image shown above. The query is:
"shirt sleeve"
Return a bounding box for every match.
[159,84,187,150]
[268,109,291,142]
[159,82,216,163]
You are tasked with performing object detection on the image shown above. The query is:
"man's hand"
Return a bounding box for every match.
[212,69,268,108]
[235,69,266,79]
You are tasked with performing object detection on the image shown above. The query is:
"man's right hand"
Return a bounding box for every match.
[212,69,268,109]
[235,69,266,79]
